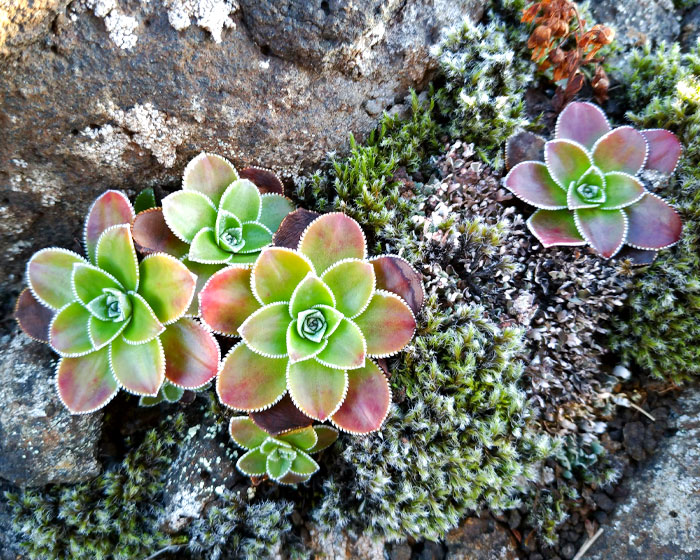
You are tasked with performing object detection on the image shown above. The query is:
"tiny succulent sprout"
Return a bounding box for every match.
[504,101,683,258]
[15,190,221,414]
[229,416,338,484]
[201,212,424,434]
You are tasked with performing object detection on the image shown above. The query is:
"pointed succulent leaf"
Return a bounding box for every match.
[219,179,262,222]
[353,291,415,357]
[252,247,313,304]
[215,210,242,240]
[287,359,348,421]
[239,222,274,253]
[506,130,546,170]
[289,450,318,476]
[131,208,189,258]
[217,342,287,411]
[277,426,318,451]
[278,471,312,485]
[84,191,135,264]
[575,207,627,259]
[555,101,611,149]
[50,302,94,356]
[228,252,260,264]
[56,346,118,414]
[625,193,683,250]
[545,139,592,190]
[96,224,139,291]
[239,166,284,195]
[15,288,54,343]
[567,181,602,210]
[139,392,164,407]
[267,452,293,481]
[86,289,130,322]
[237,448,268,476]
[250,394,314,435]
[592,126,647,175]
[527,209,585,247]
[183,152,239,206]
[122,293,164,344]
[239,302,291,357]
[28,249,86,310]
[370,256,424,315]
[72,263,124,307]
[504,161,567,209]
[161,381,185,403]
[189,227,233,264]
[162,190,217,243]
[182,259,222,316]
[316,318,366,369]
[259,194,295,232]
[199,265,261,336]
[599,172,646,209]
[289,274,335,317]
[272,209,321,249]
[160,318,219,389]
[642,129,682,175]
[110,335,164,396]
[331,359,391,434]
[308,426,339,453]
[88,315,128,349]
[133,188,157,214]
[287,321,328,363]
[298,213,367,274]
[138,254,196,324]
[229,416,269,449]
[312,305,344,337]
[321,259,375,317]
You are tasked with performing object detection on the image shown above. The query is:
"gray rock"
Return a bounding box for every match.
[445,517,518,560]
[0,0,485,309]
[0,482,23,560]
[588,385,700,560]
[680,5,700,51]
[0,331,102,487]
[590,0,680,48]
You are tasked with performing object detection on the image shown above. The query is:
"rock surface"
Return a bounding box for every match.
[588,386,700,560]
[0,330,103,487]
[445,517,518,560]
[0,0,485,316]
[590,0,680,48]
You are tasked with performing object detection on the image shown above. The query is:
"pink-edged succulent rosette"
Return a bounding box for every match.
[198,212,424,435]
[15,190,220,413]
[504,101,683,259]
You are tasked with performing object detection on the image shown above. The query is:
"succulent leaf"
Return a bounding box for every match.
[121,293,164,344]
[298,213,367,274]
[87,314,128,349]
[182,152,239,206]
[249,394,314,435]
[14,288,54,343]
[592,126,647,175]
[84,190,134,264]
[599,172,646,210]
[277,426,318,451]
[199,265,261,336]
[49,302,94,356]
[307,425,339,453]
[133,187,157,214]
[625,193,683,250]
[27,248,86,310]
[219,179,262,222]
[504,161,568,209]
[321,259,375,317]
[239,166,284,195]
[353,291,416,357]
[286,321,328,363]
[555,101,611,150]
[527,209,586,247]
[259,194,295,232]
[160,318,220,389]
[72,263,124,307]
[545,139,593,190]
[316,318,366,369]
[56,346,118,414]
[182,259,223,316]
[229,416,269,450]
[370,256,425,315]
[238,222,274,253]
[272,208,322,248]
[217,342,287,411]
[641,129,682,175]
[574,207,627,259]
[109,335,165,396]
[237,448,268,476]
[287,359,348,421]
[266,451,293,480]
[288,450,318,476]
[162,190,217,243]
[137,254,196,325]
[131,208,189,258]
[252,247,313,304]
[239,302,291,357]
[289,274,335,317]
[161,381,185,403]
[189,227,234,264]
[96,224,139,291]
[331,359,391,434]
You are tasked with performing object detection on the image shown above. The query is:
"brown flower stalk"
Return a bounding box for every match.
[523,1,615,110]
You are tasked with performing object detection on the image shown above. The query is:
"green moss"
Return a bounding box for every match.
[609,41,700,382]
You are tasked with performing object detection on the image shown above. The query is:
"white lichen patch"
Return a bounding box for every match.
[77,0,138,50]
[8,167,62,207]
[73,123,132,169]
[164,0,239,43]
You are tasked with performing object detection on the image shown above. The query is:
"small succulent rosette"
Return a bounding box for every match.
[131,153,294,315]
[504,101,683,258]
[229,416,338,484]
[199,212,424,434]
[15,191,220,413]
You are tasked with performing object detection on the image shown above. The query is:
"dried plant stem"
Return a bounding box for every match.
[572,527,604,560]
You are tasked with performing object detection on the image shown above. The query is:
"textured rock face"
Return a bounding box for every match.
[588,386,700,560]
[445,517,518,560]
[590,0,680,47]
[0,0,485,318]
[0,331,102,487]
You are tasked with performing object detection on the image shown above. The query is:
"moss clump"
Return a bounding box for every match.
[609,42,700,382]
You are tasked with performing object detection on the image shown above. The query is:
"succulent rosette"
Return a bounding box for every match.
[160,153,294,266]
[15,191,220,413]
[504,101,683,258]
[229,416,338,484]
[199,212,423,434]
